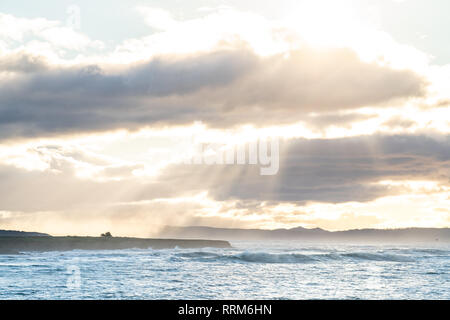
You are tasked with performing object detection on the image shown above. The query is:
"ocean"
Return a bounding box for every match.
[0,241,448,299]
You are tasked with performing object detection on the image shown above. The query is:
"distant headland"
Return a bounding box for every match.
[159,226,450,243]
[0,230,50,237]
[0,230,231,254]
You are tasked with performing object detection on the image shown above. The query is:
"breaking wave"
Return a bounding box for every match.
[231,252,317,263]
[342,252,414,262]
[174,250,416,263]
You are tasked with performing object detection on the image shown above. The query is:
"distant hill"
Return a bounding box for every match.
[0,230,50,237]
[159,226,450,243]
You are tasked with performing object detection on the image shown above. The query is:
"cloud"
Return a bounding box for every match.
[0,7,448,233]
[136,7,178,30]
[0,46,426,140]
[222,48,425,111]
[382,116,417,129]
[0,52,48,73]
[303,112,377,130]
[0,13,101,52]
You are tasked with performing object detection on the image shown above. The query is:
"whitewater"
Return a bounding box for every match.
[0,241,448,299]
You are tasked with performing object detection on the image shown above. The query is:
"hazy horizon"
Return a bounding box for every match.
[2,224,450,239]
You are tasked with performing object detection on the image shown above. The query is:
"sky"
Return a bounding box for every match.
[0,0,449,236]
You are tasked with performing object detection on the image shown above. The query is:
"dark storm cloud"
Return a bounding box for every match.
[0,47,426,140]
[156,134,450,204]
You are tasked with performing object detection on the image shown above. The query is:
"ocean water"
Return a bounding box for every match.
[0,241,448,299]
